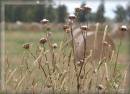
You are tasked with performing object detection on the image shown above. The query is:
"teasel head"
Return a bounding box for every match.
[39,37,47,45]
[40,19,49,24]
[22,43,32,50]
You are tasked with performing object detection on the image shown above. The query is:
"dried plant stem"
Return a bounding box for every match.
[113,38,122,76]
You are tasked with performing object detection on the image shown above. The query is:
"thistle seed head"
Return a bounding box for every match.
[75,7,82,12]
[82,5,91,13]
[23,43,31,49]
[52,43,58,49]
[96,84,105,90]
[39,37,47,45]
[120,25,128,32]
[80,25,89,31]
[63,25,69,30]
[68,14,76,20]
[40,19,49,24]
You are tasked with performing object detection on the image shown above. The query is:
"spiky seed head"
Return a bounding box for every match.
[52,43,58,49]
[80,25,89,31]
[39,37,47,45]
[120,25,128,32]
[23,43,31,49]
[82,5,91,13]
[40,19,49,24]
[68,14,76,20]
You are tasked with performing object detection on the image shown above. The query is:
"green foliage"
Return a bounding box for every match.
[95,2,105,23]
[57,5,67,23]
[46,5,57,22]
[114,5,126,22]
[126,5,130,23]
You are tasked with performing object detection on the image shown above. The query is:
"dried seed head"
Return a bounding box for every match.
[80,25,89,31]
[120,25,128,32]
[103,41,108,46]
[52,43,58,49]
[65,29,71,33]
[40,19,49,24]
[39,37,47,45]
[75,7,82,12]
[68,14,76,20]
[46,84,52,88]
[23,43,31,49]
[82,5,91,13]
[96,84,105,90]
[63,25,69,30]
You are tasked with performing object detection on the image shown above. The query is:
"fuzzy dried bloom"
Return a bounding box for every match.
[40,19,49,24]
[68,14,76,20]
[80,25,89,31]
[120,25,128,32]
[82,5,91,13]
[52,43,58,49]
[39,37,47,45]
[23,43,31,49]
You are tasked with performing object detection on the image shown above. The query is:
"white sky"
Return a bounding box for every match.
[54,0,129,19]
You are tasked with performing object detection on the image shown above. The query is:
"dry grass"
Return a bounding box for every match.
[4,24,128,94]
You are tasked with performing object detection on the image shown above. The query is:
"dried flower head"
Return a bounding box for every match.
[82,5,91,13]
[68,14,76,20]
[40,19,49,24]
[80,25,89,31]
[103,41,108,46]
[75,7,82,12]
[63,25,69,30]
[96,84,105,90]
[39,37,47,45]
[23,43,31,49]
[120,25,128,32]
[65,29,71,33]
[52,43,58,49]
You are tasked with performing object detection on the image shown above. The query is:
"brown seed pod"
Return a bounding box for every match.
[40,19,49,24]
[120,25,128,32]
[103,41,108,46]
[52,43,58,49]
[63,25,69,30]
[68,14,76,20]
[80,25,89,31]
[75,7,82,12]
[39,37,47,45]
[82,5,91,13]
[23,43,31,49]
[96,84,105,90]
